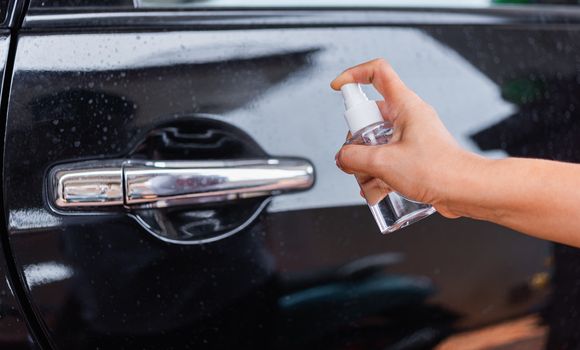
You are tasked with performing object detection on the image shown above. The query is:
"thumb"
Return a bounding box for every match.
[336,144,394,177]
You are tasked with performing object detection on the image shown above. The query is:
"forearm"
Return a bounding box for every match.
[444,154,580,247]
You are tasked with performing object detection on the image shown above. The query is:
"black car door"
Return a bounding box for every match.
[4,0,573,349]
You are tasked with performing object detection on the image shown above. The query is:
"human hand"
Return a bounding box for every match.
[332,58,477,218]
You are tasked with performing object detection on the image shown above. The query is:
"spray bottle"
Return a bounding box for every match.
[341,83,436,233]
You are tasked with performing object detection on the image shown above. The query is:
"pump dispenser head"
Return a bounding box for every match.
[340,83,383,134]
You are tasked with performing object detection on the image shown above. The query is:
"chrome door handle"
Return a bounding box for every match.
[50,158,314,210]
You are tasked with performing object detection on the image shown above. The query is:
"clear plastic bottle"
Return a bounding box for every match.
[340,84,436,233]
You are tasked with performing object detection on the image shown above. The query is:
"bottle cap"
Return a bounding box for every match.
[340,83,383,134]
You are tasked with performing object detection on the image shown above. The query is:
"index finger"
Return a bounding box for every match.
[330,58,415,104]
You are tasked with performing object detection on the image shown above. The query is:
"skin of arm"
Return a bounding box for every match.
[332,58,580,248]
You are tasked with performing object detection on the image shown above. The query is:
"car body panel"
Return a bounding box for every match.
[0,30,41,349]
[5,6,579,349]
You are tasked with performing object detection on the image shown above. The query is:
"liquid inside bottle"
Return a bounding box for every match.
[345,121,436,233]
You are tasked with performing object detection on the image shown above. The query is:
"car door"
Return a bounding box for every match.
[5,0,574,349]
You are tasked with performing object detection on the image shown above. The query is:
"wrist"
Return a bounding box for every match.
[432,150,489,219]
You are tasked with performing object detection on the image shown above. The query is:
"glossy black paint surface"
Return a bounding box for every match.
[0,32,38,350]
[29,0,133,9]
[6,8,580,349]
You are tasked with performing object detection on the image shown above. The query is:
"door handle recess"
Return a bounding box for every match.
[50,158,315,211]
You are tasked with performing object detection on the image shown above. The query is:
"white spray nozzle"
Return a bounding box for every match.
[341,83,370,110]
[339,83,383,134]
